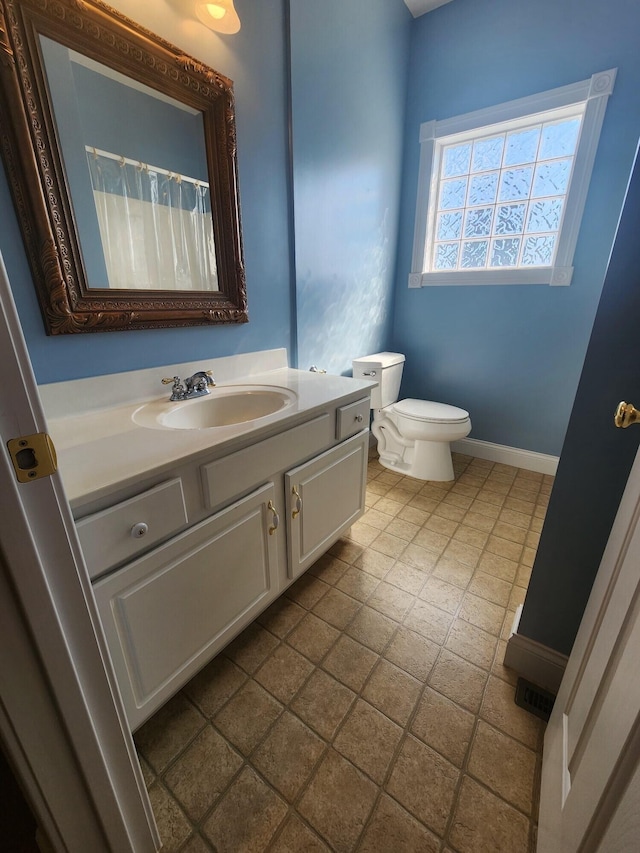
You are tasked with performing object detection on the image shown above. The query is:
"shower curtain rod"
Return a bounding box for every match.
[85,146,210,188]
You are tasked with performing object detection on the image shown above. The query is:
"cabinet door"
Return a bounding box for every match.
[93,483,279,730]
[285,431,368,579]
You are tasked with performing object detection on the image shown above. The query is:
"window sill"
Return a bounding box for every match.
[408,266,573,287]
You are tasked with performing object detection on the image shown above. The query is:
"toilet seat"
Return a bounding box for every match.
[393,399,469,424]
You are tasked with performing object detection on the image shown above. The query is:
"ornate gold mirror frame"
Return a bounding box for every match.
[0,0,248,334]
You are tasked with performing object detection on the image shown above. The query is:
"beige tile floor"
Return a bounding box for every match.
[135,451,553,853]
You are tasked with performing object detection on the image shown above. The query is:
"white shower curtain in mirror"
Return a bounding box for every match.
[86,149,218,291]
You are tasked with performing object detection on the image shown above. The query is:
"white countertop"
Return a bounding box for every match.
[45,361,374,508]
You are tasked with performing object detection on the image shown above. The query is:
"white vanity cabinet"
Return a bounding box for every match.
[285,431,368,579]
[84,394,371,730]
[93,484,278,730]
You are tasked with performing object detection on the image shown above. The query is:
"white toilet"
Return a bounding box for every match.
[352,352,471,481]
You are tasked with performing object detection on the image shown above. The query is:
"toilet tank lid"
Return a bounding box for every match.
[394,398,469,423]
[353,352,405,368]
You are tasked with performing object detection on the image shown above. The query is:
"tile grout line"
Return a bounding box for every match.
[349,455,541,849]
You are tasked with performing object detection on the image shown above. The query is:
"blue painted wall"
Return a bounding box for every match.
[290,0,412,375]
[392,0,640,456]
[2,0,412,384]
[0,0,294,383]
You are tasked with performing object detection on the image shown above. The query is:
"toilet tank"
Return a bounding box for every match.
[352,352,405,409]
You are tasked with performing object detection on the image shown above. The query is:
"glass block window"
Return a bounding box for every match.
[429,116,581,272]
[409,70,616,287]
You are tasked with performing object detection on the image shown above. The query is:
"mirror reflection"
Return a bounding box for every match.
[40,38,218,293]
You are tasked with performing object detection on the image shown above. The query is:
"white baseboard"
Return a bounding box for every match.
[451,437,559,475]
[504,629,568,694]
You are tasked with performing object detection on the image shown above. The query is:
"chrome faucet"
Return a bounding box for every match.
[161,370,215,401]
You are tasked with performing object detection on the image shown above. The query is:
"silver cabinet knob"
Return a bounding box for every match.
[130,522,149,539]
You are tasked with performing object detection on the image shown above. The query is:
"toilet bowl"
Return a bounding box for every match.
[352,352,471,481]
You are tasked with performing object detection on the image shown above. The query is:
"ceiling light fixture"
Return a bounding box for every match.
[195,0,241,34]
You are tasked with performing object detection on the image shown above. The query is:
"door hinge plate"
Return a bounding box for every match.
[7,432,58,482]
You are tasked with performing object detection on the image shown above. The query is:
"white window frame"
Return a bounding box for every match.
[409,69,616,288]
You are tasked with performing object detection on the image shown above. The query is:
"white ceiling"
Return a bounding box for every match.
[403,0,455,17]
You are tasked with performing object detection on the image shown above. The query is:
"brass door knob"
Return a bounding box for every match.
[614,401,640,428]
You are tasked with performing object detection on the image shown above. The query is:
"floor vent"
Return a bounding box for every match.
[515,678,556,722]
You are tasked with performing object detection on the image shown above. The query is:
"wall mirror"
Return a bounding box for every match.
[0,0,247,334]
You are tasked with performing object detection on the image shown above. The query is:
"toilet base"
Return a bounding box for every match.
[371,405,470,482]
[378,439,455,481]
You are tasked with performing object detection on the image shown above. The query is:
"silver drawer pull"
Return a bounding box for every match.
[355,414,364,423]
[130,522,149,539]
[292,486,302,519]
[268,500,279,535]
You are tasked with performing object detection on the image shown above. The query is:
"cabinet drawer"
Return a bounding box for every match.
[336,397,370,440]
[201,413,332,511]
[77,478,188,579]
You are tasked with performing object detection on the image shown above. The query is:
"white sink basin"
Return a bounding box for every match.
[133,385,298,430]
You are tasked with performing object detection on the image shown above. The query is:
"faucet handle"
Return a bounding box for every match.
[193,370,215,387]
[161,376,180,385]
